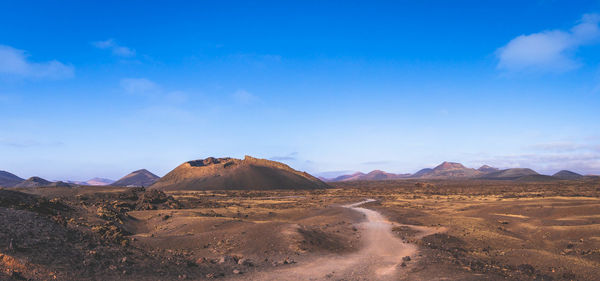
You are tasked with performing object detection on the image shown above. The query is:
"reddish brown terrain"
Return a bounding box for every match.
[1,162,599,280]
[150,156,329,191]
[113,169,160,187]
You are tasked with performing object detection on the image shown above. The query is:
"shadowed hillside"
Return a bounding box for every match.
[0,171,24,187]
[478,168,540,180]
[553,170,584,180]
[112,169,159,187]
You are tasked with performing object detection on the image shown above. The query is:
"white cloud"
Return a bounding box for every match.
[165,90,188,104]
[0,45,74,79]
[232,89,258,104]
[496,13,600,73]
[120,78,160,95]
[270,152,299,161]
[119,78,189,103]
[92,39,136,57]
[529,141,600,153]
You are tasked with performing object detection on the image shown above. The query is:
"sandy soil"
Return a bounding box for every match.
[230,199,429,280]
[2,178,599,280]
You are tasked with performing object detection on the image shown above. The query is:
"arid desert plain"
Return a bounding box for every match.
[1,157,599,280]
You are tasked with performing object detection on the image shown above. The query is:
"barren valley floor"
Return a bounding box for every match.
[1,179,600,280]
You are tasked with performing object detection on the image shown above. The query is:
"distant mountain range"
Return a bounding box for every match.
[326,170,411,182]
[1,159,596,189]
[322,162,592,182]
[67,177,115,186]
[13,176,76,188]
[0,170,156,188]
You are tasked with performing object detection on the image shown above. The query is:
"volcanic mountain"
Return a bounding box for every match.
[150,156,329,191]
[84,178,115,186]
[66,177,115,186]
[112,169,159,187]
[328,172,365,182]
[412,162,482,178]
[0,171,24,187]
[412,168,433,177]
[552,170,584,180]
[14,177,52,188]
[478,168,540,180]
[478,165,499,173]
[326,170,411,182]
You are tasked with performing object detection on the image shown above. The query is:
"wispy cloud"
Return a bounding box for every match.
[120,78,160,95]
[361,160,393,166]
[477,140,600,175]
[315,170,357,179]
[165,90,188,104]
[119,78,189,105]
[232,89,259,104]
[0,45,74,79]
[529,141,600,153]
[92,39,136,57]
[270,152,299,161]
[0,137,63,148]
[496,13,600,73]
[480,153,600,175]
[118,78,197,125]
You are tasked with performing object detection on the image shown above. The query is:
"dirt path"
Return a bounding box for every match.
[235,199,424,280]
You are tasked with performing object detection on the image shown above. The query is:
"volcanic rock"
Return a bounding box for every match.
[150,156,329,191]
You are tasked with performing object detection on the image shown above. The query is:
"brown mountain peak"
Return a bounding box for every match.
[434,161,466,171]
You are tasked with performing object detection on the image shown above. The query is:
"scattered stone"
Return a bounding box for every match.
[91,223,131,245]
[136,190,182,210]
[96,205,126,223]
[237,258,254,266]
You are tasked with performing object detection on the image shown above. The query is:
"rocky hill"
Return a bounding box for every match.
[411,162,482,178]
[478,165,499,173]
[326,170,411,182]
[150,156,329,191]
[478,168,540,180]
[68,177,115,186]
[328,172,366,182]
[0,170,24,187]
[552,170,584,180]
[112,169,159,187]
[14,177,52,188]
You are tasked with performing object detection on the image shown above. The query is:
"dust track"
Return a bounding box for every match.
[236,199,422,280]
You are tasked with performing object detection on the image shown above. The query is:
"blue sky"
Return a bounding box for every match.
[1,0,600,180]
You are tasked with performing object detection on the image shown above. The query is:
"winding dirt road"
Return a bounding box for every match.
[242,199,422,280]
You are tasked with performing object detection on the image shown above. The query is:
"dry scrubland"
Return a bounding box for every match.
[334,179,600,280]
[1,179,599,280]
